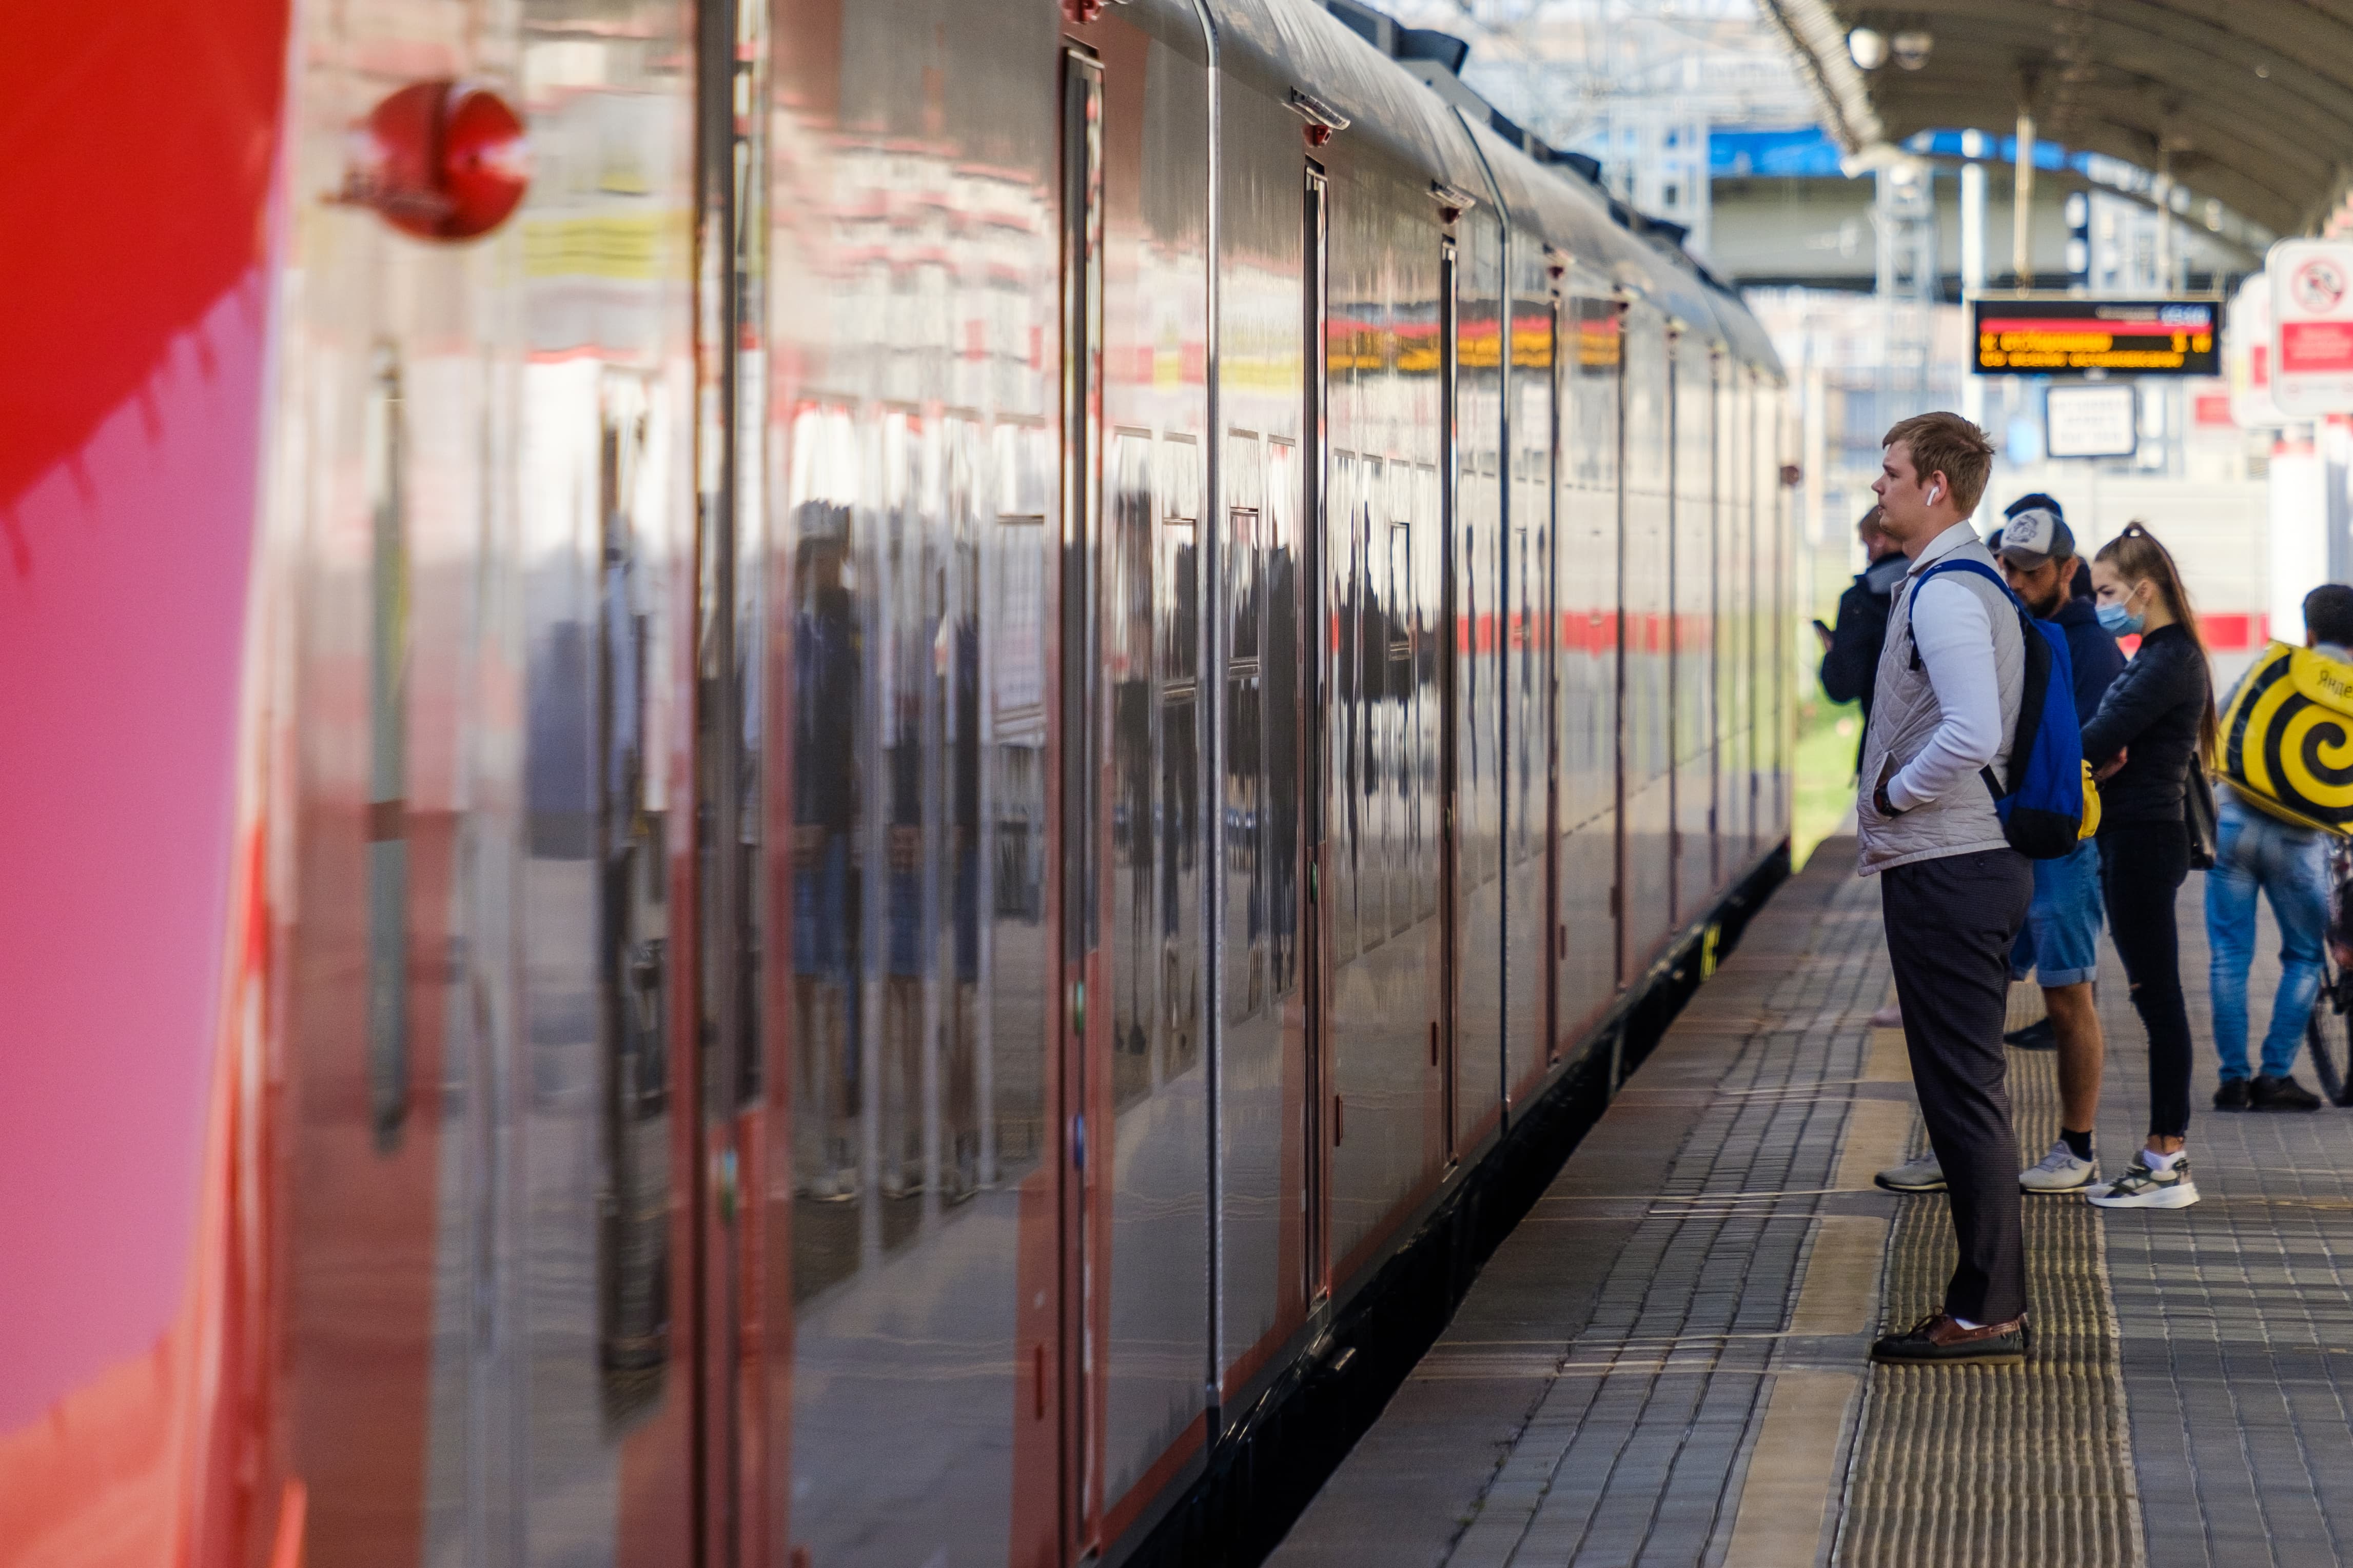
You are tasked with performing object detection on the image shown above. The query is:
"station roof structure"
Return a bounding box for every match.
[1757,0,2353,237]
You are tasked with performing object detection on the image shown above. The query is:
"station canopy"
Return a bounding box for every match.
[1759,0,2352,237]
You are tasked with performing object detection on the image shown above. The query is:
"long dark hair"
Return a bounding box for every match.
[2095,522,2218,762]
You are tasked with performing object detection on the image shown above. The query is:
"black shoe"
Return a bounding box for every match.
[1870,1313,2030,1366]
[2213,1079,2251,1110]
[2004,1018,2057,1051]
[2252,1074,2323,1111]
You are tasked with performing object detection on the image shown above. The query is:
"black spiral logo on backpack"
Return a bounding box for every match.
[2222,647,2353,831]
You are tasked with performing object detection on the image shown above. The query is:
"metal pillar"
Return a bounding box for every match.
[2154,148,2175,292]
[2013,112,2036,288]
[1876,156,1938,420]
[1961,130,1988,431]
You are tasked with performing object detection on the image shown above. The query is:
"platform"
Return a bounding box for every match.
[1271,836,2353,1567]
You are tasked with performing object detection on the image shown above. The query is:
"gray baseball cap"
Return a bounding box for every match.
[1997,506,2074,566]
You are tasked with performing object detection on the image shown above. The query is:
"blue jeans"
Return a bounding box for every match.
[2205,800,2331,1081]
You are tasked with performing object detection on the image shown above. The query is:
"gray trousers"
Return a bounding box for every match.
[1881,847,2036,1324]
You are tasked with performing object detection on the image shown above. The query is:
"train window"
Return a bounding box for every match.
[1226,499,1263,1021]
[1264,438,1300,998]
[1568,298,1621,494]
[595,367,670,1413]
[1413,463,1441,925]
[1333,449,1365,960]
[1388,516,1414,940]
[1158,434,1201,1081]
[878,410,931,1223]
[989,500,1049,1177]
[1111,432,1154,1112]
[364,344,409,1152]
[942,417,985,1201]
[787,404,861,1303]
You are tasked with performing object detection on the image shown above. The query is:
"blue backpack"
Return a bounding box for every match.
[1912,558,2086,859]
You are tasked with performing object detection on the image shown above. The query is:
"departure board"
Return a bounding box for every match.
[1970,298,2219,376]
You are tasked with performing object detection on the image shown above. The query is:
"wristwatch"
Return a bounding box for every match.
[1874,770,1905,818]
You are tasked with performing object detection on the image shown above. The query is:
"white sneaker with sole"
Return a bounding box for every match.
[2086,1154,2200,1209]
[1874,1151,1946,1193]
[2019,1139,2100,1193]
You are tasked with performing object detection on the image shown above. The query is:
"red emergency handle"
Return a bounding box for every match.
[340,81,529,241]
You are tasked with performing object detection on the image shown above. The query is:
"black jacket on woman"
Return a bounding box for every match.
[2080,622,2211,825]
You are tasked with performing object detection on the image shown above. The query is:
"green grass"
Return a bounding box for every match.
[1793,694,1863,871]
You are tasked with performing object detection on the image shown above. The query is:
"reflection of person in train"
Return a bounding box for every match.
[945,605,981,1198]
[794,533,860,1201]
[1114,643,1154,1098]
[1162,530,1202,1077]
[1265,544,1301,990]
[882,709,925,1201]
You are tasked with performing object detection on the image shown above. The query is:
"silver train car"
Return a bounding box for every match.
[20,0,1789,1563]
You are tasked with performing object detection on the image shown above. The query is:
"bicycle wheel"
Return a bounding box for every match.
[2308,957,2352,1105]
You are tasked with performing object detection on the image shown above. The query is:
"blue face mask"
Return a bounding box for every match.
[2096,600,2144,637]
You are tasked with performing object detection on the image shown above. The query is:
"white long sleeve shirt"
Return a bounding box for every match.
[1885,523,2004,812]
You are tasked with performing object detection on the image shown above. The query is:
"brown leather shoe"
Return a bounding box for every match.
[1869,1313,2029,1365]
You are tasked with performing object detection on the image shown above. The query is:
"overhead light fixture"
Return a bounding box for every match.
[1891,29,1933,69]
[1847,27,1888,69]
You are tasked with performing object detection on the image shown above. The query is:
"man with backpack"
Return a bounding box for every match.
[1855,413,2043,1366]
[1876,496,2122,1198]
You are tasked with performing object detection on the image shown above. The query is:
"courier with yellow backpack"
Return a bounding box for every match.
[2208,584,2353,1109]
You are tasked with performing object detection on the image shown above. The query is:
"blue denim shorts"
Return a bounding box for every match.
[2009,836,2103,987]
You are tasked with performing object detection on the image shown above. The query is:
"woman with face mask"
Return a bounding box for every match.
[2078,523,2219,1210]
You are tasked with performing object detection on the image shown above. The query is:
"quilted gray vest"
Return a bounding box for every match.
[1856,532,2026,876]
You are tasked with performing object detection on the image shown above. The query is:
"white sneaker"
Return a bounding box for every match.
[2019,1139,2100,1193]
[1869,1001,1903,1028]
[1874,1150,1946,1193]
[2086,1154,2200,1209]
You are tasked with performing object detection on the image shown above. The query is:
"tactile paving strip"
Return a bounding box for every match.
[1835,1001,2146,1568]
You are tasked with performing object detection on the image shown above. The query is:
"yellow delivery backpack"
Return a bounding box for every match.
[2216,639,2353,835]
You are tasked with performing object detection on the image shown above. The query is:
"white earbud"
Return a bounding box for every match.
[1927,482,1943,505]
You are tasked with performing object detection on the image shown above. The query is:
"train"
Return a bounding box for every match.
[0,0,1794,1564]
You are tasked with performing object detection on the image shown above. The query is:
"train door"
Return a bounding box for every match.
[1435,231,1460,1158]
[1541,285,1563,1066]
[1555,287,1623,1046]
[1302,160,1331,1303]
[1057,41,1107,1561]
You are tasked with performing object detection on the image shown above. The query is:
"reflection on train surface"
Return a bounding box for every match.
[0,0,1792,1565]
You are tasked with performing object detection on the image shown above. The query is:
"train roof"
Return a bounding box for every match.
[1211,0,1784,379]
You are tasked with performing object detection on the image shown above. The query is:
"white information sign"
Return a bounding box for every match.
[2268,238,2353,414]
[2227,273,2287,429]
[2044,383,2136,458]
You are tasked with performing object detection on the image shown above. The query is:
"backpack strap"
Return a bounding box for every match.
[1914,555,2028,612]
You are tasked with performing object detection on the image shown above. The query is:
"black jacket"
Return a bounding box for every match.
[1820,554,1903,705]
[2081,622,2212,826]
[2048,596,2126,726]
[1820,554,1905,768]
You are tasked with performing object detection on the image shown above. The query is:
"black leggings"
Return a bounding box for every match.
[2099,819,2194,1139]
